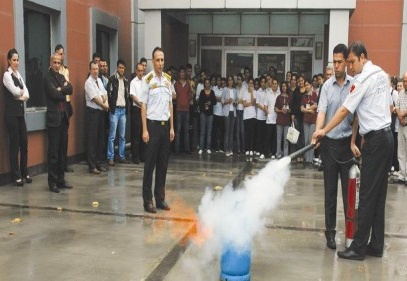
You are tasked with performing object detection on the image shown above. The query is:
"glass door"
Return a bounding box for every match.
[257,52,287,82]
[225,52,254,76]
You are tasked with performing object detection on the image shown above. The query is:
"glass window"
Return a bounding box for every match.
[225,37,255,47]
[290,51,313,79]
[201,49,222,75]
[226,53,253,76]
[258,54,286,82]
[96,25,110,64]
[24,9,51,109]
[201,36,222,46]
[291,37,314,47]
[257,37,288,47]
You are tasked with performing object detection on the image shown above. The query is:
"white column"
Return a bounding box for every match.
[400,0,407,75]
[328,10,350,63]
[144,10,162,66]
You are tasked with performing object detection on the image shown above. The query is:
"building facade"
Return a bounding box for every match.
[0,0,133,184]
[0,0,406,184]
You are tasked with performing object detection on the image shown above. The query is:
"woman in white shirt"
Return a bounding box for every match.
[235,73,245,154]
[222,75,237,156]
[212,75,224,152]
[2,49,31,186]
[243,77,257,156]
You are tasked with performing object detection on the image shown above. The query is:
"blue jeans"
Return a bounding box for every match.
[200,112,213,150]
[107,107,126,160]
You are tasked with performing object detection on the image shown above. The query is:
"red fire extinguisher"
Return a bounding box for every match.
[345,159,360,248]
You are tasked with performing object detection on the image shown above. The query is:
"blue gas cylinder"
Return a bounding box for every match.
[220,245,251,281]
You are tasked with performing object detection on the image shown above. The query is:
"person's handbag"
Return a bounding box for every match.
[286,123,300,144]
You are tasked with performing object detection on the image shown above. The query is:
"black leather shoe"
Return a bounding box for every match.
[58,182,73,189]
[118,158,130,164]
[325,230,336,249]
[90,168,101,175]
[144,203,156,213]
[15,179,24,186]
[49,185,60,193]
[25,175,33,183]
[97,166,108,172]
[65,166,74,173]
[366,246,383,257]
[156,201,171,211]
[337,248,364,261]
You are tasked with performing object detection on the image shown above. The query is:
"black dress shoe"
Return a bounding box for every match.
[366,246,383,257]
[90,168,101,175]
[25,175,33,183]
[65,166,74,173]
[49,186,60,193]
[118,158,130,164]
[144,203,156,213]
[15,179,24,186]
[97,166,108,172]
[58,182,73,189]
[337,248,364,261]
[156,201,171,211]
[325,230,336,249]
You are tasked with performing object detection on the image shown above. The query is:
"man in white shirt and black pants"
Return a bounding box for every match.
[129,63,144,164]
[85,61,109,174]
[140,47,175,214]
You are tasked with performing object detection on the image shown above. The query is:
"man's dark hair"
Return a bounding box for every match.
[152,47,164,59]
[136,62,144,69]
[140,57,147,64]
[186,63,192,69]
[55,44,64,52]
[89,60,98,69]
[333,43,349,60]
[349,41,368,59]
[116,58,126,67]
[92,52,101,60]
[178,65,186,72]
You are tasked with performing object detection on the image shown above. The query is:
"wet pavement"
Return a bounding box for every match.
[0,153,406,280]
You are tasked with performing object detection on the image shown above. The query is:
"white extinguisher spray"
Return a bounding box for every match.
[345,160,360,248]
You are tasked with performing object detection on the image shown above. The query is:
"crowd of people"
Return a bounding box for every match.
[4,44,407,187]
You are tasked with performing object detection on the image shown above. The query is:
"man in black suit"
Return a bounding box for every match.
[44,53,73,193]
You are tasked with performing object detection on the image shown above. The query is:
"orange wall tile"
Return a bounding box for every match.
[349,0,403,75]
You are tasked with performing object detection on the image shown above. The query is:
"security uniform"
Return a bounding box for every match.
[140,70,172,206]
[342,61,393,255]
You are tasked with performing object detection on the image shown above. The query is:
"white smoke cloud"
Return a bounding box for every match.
[182,157,291,279]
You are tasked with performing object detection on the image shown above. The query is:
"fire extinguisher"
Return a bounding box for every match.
[345,158,360,248]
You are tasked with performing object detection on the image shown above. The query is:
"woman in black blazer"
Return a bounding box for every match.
[2,48,31,186]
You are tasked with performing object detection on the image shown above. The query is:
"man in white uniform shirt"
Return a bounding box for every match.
[140,47,174,214]
[313,41,394,261]
[85,61,109,174]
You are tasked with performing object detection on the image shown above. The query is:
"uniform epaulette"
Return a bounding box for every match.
[164,72,171,82]
[146,73,153,84]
